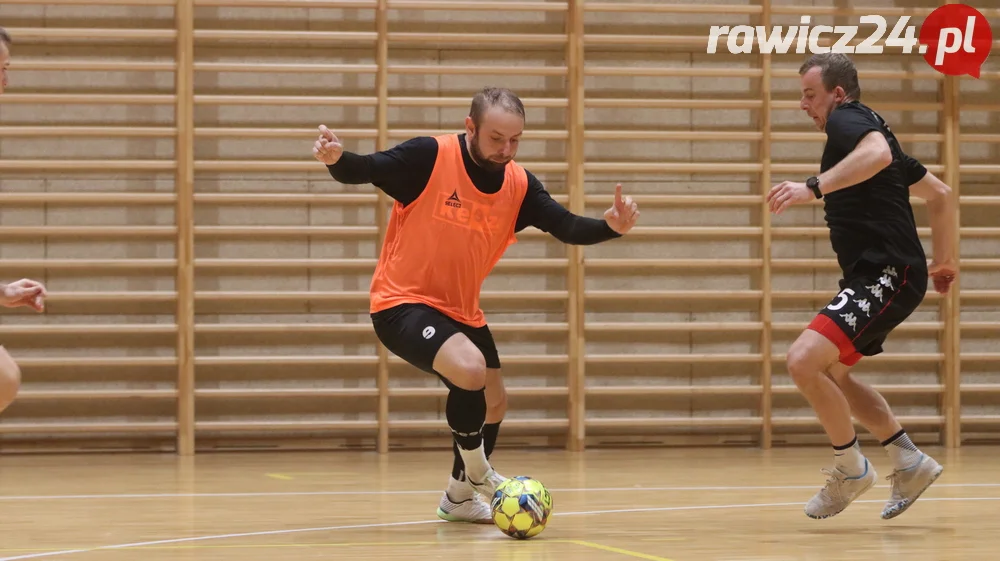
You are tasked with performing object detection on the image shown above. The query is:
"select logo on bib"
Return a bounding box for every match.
[433,190,500,233]
[706,4,992,78]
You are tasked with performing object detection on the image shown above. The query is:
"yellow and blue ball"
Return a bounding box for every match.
[490,476,553,539]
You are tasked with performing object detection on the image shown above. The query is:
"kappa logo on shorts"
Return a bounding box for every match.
[422,326,435,339]
[854,297,872,317]
[433,190,500,233]
[840,312,859,332]
[866,282,885,302]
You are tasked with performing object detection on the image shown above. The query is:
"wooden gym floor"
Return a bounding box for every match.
[0,446,997,560]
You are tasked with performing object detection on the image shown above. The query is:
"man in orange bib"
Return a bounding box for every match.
[0,28,50,418]
[313,87,639,523]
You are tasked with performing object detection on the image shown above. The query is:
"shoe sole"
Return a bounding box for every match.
[805,472,878,520]
[436,507,493,525]
[880,464,944,520]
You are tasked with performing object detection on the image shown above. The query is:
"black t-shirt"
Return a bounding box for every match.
[326,134,621,245]
[820,101,928,277]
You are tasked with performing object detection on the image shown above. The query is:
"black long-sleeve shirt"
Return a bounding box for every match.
[327,134,621,245]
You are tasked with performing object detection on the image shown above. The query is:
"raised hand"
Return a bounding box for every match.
[1,278,46,312]
[604,183,639,235]
[312,125,344,166]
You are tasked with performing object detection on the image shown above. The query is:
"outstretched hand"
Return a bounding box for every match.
[1,278,46,312]
[929,259,957,294]
[312,125,343,166]
[604,184,639,235]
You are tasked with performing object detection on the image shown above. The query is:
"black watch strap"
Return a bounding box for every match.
[806,176,822,199]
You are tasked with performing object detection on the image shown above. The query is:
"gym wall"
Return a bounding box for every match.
[0,0,996,454]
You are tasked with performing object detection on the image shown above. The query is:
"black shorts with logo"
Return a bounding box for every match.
[808,261,927,366]
[370,303,501,383]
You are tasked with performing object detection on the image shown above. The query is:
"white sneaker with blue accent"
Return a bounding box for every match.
[804,458,877,519]
[881,453,943,520]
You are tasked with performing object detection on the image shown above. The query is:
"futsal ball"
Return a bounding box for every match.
[490,476,553,540]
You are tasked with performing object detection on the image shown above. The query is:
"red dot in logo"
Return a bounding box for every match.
[919,3,993,78]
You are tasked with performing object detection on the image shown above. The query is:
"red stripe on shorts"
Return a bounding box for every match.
[807,314,863,366]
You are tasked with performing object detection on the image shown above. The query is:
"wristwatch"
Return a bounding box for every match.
[806,176,822,199]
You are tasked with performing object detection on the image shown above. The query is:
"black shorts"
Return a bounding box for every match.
[808,262,927,366]
[370,303,501,381]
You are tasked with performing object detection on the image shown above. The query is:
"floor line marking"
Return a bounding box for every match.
[0,538,635,554]
[264,474,293,481]
[0,520,444,561]
[0,496,996,561]
[0,482,997,502]
[568,540,676,561]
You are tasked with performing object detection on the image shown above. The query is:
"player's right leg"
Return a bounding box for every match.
[370,304,506,508]
[430,334,506,496]
[786,329,877,519]
[0,346,21,413]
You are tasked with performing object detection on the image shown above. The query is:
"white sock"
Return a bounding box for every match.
[457,443,491,483]
[446,475,474,502]
[833,437,866,476]
[883,430,923,471]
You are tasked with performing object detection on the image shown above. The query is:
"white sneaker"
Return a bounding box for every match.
[468,467,507,499]
[881,453,943,520]
[805,458,877,519]
[436,491,493,524]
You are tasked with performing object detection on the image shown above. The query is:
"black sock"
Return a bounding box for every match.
[452,421,501,481]
[832,435,865,475]
[833,436,858,451]
[451,441,465,481]
[484,421,501,458]
[881,429,923,470]
[446,386,486,451]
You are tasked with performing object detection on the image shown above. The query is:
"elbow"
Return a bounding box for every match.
[932,182,953,205]
[875,144,893,170]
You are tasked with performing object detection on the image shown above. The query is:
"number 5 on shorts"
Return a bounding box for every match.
[827,288,856,311]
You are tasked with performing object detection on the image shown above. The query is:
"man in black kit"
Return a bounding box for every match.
[313,86,639,523]
[767,53,957,520]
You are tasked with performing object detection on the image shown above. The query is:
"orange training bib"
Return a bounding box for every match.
[369,134,529,327]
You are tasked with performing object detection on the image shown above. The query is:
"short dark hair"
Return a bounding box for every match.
[469,87,525,128]
[799,53,861,101]
[0,27,10,47]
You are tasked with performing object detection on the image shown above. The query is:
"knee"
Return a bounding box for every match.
[448,354,487,392]
[786,345,822,389]
[0,350,21,409]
